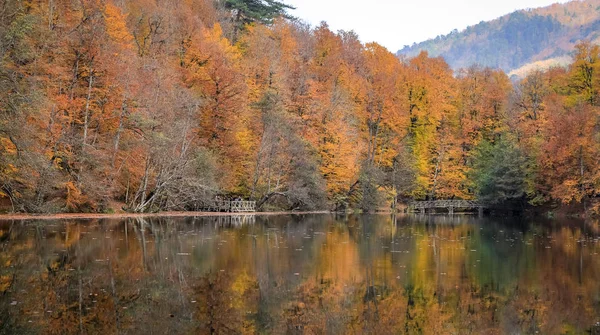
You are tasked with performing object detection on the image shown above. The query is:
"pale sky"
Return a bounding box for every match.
[285,0,570,51]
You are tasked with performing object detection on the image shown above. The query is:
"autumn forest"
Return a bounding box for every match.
[1,0,600,214]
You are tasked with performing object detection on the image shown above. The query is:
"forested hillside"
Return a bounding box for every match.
[398,0,600,73]
[1,0,600,214]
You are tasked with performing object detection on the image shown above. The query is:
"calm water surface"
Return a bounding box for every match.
[0,214,599,334]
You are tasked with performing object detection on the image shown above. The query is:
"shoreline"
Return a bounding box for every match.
[0,211,332,221]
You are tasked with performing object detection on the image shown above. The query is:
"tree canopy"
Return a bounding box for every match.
[1,0,600,215]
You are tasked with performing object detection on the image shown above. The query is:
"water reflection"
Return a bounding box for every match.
[0,214,599,334]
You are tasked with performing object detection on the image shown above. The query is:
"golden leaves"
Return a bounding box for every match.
[104,2,134,47]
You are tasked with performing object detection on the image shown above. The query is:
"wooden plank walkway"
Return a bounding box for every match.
[202,200,256,213]
[409,200,486,215]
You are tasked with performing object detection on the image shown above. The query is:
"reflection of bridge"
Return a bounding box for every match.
[409,200,486,216]
[207,215,256,227]
[202,200,256,213]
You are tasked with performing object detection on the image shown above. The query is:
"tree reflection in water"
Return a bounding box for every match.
[0,214,599,334]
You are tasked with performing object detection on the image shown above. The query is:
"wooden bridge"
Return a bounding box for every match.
[202,200,256,213]
[409,200,486,216]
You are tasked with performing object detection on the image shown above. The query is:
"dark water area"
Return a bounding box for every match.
[0,214,599,334]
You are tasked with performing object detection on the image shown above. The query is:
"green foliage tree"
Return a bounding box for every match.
[471,137,527,204]
[359,163,384,212]
[221,0,294,40]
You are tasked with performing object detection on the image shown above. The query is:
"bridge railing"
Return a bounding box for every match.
[409,200,485,209]
[229,201,256,212]
[203,200,256,212]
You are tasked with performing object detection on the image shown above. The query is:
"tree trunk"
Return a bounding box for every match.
[82,70,94,148]
[579,145,587,212]
[112,102,126,168]
[430,145,445,200]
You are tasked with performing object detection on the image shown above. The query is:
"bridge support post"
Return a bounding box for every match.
[448,207,454,215]
[478,206,483,218]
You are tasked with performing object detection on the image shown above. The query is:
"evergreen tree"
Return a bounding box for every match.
[222,0,294,41]
[471,137,527,204]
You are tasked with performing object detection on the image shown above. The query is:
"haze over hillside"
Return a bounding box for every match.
[398,0,600,75]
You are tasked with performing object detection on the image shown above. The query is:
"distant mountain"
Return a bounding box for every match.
[398,0,600,76]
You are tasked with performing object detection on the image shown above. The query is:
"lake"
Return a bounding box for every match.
[0,214,599,334]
